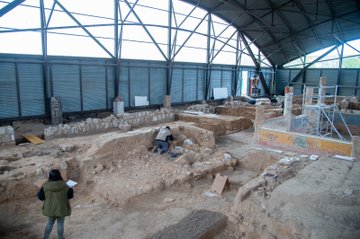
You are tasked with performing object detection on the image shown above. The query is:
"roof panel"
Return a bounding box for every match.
[184,0,360,66]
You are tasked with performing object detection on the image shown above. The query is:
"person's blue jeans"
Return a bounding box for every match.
[155,140,169,153]
[43,216,65,239]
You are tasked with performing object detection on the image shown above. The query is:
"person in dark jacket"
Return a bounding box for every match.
[154,126,174,154]
[37,169,74,239]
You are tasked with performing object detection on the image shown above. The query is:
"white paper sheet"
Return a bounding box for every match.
[213,88,228,99]
[134,96,149,106]
[66,179,78,187]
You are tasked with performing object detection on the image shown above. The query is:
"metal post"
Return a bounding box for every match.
[127,63,131,107]
[204,14,212,100]
[239,31,270,94]
[355,70,359,97]
[182,67,185,102]
[290,45,337,85]
[114,0,120,97]
[148,64,151,104]
[0,0,25,17]
[105,65,109,109]
[79,65,83,111]
[336,43,344,95]
[40,0,50,117]
[15,62,22,117]
[166,0,173,95]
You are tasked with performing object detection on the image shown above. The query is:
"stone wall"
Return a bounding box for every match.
[215,105,256,120]
[0,126,15,146]
[186,103,215,114]
[44,109,174,139]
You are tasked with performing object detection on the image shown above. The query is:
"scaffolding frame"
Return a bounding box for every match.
[301,84,352,140]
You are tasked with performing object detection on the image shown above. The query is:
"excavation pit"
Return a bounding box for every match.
[1,121,358,239]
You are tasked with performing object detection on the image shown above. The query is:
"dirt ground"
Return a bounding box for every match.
[0,123,359,239]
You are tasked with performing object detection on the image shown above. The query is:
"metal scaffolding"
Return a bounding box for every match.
[301,84,352,140]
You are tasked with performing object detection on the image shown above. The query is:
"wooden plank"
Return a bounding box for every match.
[23,134,45,145]
[210,173,228,194]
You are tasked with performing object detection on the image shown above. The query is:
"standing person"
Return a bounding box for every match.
[37,169,74,239]
[154,126,174,154]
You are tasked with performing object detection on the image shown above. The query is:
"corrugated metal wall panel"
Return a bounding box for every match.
[106,66,115,109]
[356,70,360,99]
[322,70,338,85]
[18,63,45,116]
[52,64,81,112]
[210,70,221,98]
[340,70,357,85]
[197,68,205,100]
[119,65,129,107]
[305,70,321,85]
[339,70,358,96]
[0,63,18,118]
[276,69,289,94]
[82,65,106,111]
[222,69,232,97]
[129,66,149,107]
[289,69,302,84]
[235,70,242,96]
[293,85,302,95]
[290,70,303,95]
[171,67,183,103]
[150,67,166,105]
[183,68,197,102]
[276,69,360,97]
[258,69,271,96]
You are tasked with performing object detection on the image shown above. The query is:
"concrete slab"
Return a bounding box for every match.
[147,210,226,239]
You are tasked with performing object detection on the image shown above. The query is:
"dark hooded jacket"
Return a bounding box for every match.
[37,181,73,217]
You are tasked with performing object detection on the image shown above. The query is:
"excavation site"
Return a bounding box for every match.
[1,1,360,238]
[0,94,359,239]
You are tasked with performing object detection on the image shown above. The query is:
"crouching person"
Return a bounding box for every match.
[37,169,74,239]
[154,126,174,154]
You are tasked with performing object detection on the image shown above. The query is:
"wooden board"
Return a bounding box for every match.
[210,173,228,194]
[23,135,45,145]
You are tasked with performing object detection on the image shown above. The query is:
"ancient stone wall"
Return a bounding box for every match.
[0,126,15,146]
[215,105,256,120]
[44,109,174,139]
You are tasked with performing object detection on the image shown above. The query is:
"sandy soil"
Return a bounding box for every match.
[0,123,247,239]
[0,124,359,239]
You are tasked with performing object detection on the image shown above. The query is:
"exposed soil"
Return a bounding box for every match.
[0,123,359,239]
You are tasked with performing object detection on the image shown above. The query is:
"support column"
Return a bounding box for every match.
[284,86,294,131]
[113,96,124,116]
[50,96,63,125]
[304,86,316,132]
[319,76,327,104]
[163,95,171,108]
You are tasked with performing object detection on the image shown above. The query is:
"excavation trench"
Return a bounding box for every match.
[0,123,312,239]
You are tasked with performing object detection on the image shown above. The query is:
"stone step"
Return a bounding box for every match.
[147,210,226,239]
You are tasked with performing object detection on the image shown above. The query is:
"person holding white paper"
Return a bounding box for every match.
[36,169,74,239]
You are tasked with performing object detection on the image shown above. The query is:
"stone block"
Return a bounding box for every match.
[50,96,63,125]
[0,126,7,135]
[163,95,171,108]
[148,210,226,239]
[216,105,256,120]
[113,100,124,115]
[198,122,226,136]
[175,113,200,123]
